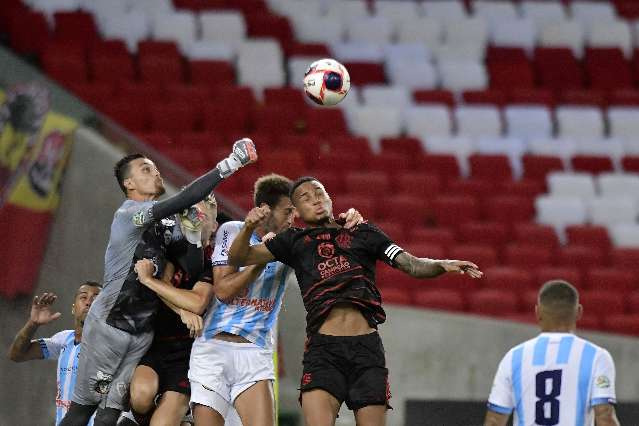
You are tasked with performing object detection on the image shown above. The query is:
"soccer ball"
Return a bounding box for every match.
[303,58,350,106]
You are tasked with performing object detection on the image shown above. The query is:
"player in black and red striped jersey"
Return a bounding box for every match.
[227,176,483,426]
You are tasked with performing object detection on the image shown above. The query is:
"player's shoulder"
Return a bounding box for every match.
[49,329,75,343]
[578,335,614,359]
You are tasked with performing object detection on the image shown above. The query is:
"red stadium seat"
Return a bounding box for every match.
[610,248,639,268]
[41,42,89,85]
[508,88,555,107]
[585,268,637,292]
[202,104,251,133]
[376,195,429,229]
[565,225,611,253]
[610,89,639,106]
[534,47,585,90]
[188,60,235,87]
[374,221,406,243]
[428,270,481,291]
[447,179,495,198]
[369,152,417,173]
[520,289,539,312]
[577,316,601,331]
[621,155,639,173]
[413,289,465,312]
[283,42,330,57]
[413,89,455,106]
[487,47,535,90]
[117,82,164,103]
[449,244,498,268]
[580,290,626,316]
[305,108,348,137]
[522,155,565,182]
[393,172,442,199]
[571,155,614,174]
[602,314,639,336]
[259,149,307,178]
[559,89,607,108]
[557,245,606,268]
[345,171,390,195]
[380,286,412,306]
[263,87,307,109]
[304,170,343,195]
[505,244,553,267]
[176,132,224,150]
[333,194,377,221]
[462,89,507,106]
[457,222,509,247]
[89,39,135,84]
[421,154,461,180]
[137,132,174,150]
[483,266,534,291]
[628,291,639,312]
[164,84,213,111]
[482,195,535,224]
[149,102,199,135]
[617,0,639,19]
[468,289,519,317]
[431,195,479,227]
[67,82,115,109]
[253,105,307,135]
[408,227,456,249]
[138,41,184,84]
[469,154,512,181]
[380,137,423,157]
[402,242,446,259]
[535,266,583,289]
[53,11,99,47]
[8,8,50,55]
[245,14,293,45]
[500,179,545,197]
[584,48,633,90]
[102,99,149,132]
[327,136,373,158]
[278,135,323,165]
[513,223,560,250]
[377,264,418,291]
[343,62,386,84]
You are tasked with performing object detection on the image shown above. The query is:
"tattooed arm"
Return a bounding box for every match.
[394,252,483,279]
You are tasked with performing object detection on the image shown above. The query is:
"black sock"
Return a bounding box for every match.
[59,402,98,426]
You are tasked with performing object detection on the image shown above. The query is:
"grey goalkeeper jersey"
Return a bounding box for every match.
[89,199,178,334]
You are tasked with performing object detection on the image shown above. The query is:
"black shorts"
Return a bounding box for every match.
[299,331,391,411]
[139,339,192,395]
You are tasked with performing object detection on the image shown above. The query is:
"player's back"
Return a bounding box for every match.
[488,332,616,426]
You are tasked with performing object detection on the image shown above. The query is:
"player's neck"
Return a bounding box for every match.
[127,192,158,202]
[306,216,338,228]
[74,322,83,343]
[540,324,576,334]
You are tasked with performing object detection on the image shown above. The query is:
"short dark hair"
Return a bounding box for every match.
[254,174,292,208]
[539,280,579,309]
[289,176,319,201]
[75,281,101,296]
[114,153,145,195]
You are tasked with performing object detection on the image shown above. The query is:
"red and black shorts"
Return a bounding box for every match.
[139,339,192,396]
[299,331,391,411]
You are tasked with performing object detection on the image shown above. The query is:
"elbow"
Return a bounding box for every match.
[194,300,207,316]
[227,252,244,267]
[8,350,23,362]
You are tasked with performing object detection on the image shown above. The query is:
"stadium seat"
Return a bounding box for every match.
[534,47,584,89]
[361,85,411,109]
[585,268,636,292]
[535,266,583,289]
[117,82,164,104]
[438,60,488,92]
[608,107,639,141]
[374,0,421,24]
[202,104,251,134]
[522,155,564,182]
[462,89,507,107]
[165,84,213,109]
[421,154,462,180]
[292,16,344,44]
[447,178,495,199]
[556,106,605,141]
[608,224,639,247]
[628,290,639,311]
[565,225,611,252]
[457,222,508,247]
[538,19,585,57]
[403,242,447,260]
[505,244,553,267]
[333,194,377,221]
[571,1,617,26]
[547,172,596,198]
[396,17,442,47]
[454,106,502,138]
[508,88,556,107]
[490,18,536,53]
[376,195,429,229]
[403,105,452,138]
[602,314,639,336]
[149,102,199,135]
[483,266,535,291]
[449,244,498,268]
[199,11,246,46]
[580,290,626,316]
[557,245,606,268]
[377,264,418,291]
[521,1,567,27]
[413,289,465,312]
[342,62,386,84]
[468,154,512,181]
[305,108,348,137]
[379,286,412,306]
[347,106,402,150]
[536,196,588,228]
[41,42,88,85]
[584,48,633,89]
[386,61,439,90]
[504,106,553,140]
[345,171,389,195]
[421,0,467,20]
[413,90,455,107]
[89,40,135,84]
[610,247,639,267]
[151,11,197,53]
[559,89,607,108]
[103,99,149,132]
[482,195,535,225]
[138,41,185,84]
[346,16,392,44]
[622,155,639,173]
[237,40,286,91]
[245,14,294,46]
[587,197,637,226]
[513,223,561,250]
[68,82,115,109]
[468,289,519,317]
[431,196,479,227]
[102,10,150,52]
[597,172,639,198]
[188,60,235,87]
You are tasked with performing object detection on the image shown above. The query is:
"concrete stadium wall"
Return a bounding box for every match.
[277,289,639,426]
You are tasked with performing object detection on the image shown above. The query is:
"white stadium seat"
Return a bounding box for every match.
[102,11,150,52]
[609,224,639,247]
[287,56,315,87]
[439,60,488,91]
[570,1,617,26]
[597,173,639,198]
[270,0,323,23]
[129,0,174,15]
[433,43,486,63]
[421,0,468,21]
[346,16,393,44]
[547,172,596,198]
[521,1,567,27]
[403,105,452,138]
[346,106,403,151]
[556,106,604,141]
[200,12,246,47]
[536,195,588,227]
[443,17,489,47]
[330,43,385,62]
[396,18,443,48]
[237,40,285,91]
[608,107,639,141]
[527,137,576,159]
[587,20,632,57]
[386,60,438,89]
[374,0,422,24]
[152,12,197,53]
[324,0,370,19]
[571,138,624,158]
[384,43,431,64]
[491,18,537,52]
[587,197,638,225]
[455,105,502,138]
[505,106,553,140]
[361,85,411,109]
[185,41,235,61]
[421,136,474,175]
[539,19,585,57]
[292,16,344,44]
[473,0,519,26]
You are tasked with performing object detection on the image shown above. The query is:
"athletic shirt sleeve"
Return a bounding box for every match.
[211,221,241,267]
[487,350,515,415]
[590,349,617,406]
[118,199,156,230]
[37,330,73,360]
[363,224,404,267]
[264,228,297,266]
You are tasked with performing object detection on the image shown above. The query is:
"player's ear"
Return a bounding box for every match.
[71,304,75,315]
[534,304,541,321]
[123,177,135,191]
[576,304,583,321]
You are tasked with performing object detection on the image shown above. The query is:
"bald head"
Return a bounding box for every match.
[537,280,582,330]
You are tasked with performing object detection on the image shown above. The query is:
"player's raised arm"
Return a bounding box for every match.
[483,410,510,426]
[594,404,620,426]
[394,251,483,279]
[228,206,276,266]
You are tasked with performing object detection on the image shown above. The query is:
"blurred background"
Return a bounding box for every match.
[1,0,639,424]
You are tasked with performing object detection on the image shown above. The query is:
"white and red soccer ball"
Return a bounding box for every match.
[303,58,350,106]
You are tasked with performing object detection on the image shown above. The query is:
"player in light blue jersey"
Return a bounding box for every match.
[7,282,101,425]
[485,280,620,426]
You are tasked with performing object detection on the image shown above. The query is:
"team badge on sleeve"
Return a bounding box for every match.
[132,210,146,227]
[595,375,611,388]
